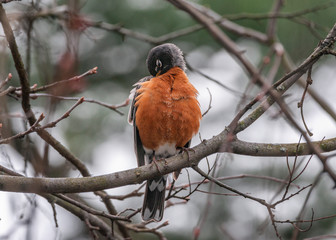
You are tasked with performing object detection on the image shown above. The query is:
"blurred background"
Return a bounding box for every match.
[1,0,336,239]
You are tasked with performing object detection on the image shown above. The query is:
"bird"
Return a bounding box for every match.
[128,43,202,221]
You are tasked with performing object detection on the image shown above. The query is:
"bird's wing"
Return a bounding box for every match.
[128,76,152,167]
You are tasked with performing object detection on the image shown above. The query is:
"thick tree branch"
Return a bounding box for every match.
[0,3,33,119]
[1,136,335,194]
[232,138,336,157]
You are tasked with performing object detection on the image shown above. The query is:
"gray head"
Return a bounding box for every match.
[146,43,186,76]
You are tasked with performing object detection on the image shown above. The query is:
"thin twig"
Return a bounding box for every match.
[1,0,21,3]
[0,86,15,97]
[283,51,336,123]
[107,184,144,200]
[291,172,323,239]
[223,2,335,21]
[266,0,284,41]
[298,66,314,136]
[173,174,301,190]
[49,200,59,228]
[0,98,83,144]
[276,211,336,224]
[29,67,98,93]
[272,184,313,207]
[186,62,247,97]
[125,221,169,240]
[202,88,212,117]
[55,194,131,221]
[41,97,84,129]
[0,113,44,144]
[192,165,271,208]
[0,73,12,89]
[30,93,128,115]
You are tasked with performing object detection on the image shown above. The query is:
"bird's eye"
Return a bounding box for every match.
[156,59,162,68]
[155,59,162,73]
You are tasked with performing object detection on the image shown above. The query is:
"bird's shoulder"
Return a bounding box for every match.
[127,76,152,125]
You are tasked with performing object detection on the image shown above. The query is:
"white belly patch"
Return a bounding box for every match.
[144,142,177,158]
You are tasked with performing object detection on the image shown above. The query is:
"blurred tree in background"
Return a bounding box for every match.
[1,0,336,239]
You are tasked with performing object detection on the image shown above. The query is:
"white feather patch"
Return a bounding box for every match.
[155,142,177,157]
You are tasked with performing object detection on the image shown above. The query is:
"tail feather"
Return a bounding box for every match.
[142,176,167,221]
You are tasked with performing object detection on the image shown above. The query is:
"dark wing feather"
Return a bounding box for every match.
[128,76,152,167]
[134,124,145,167]
[184,140,191,149]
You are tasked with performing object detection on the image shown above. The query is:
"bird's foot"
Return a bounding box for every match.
[151,156,163,175]
[177,147,195,161]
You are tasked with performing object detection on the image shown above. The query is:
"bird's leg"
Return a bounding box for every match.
[173,147,196,180]
[177,146,195,163]
[151,155,163,175]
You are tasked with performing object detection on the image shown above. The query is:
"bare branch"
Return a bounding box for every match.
[125,221,169,240]
[201,88,212,117]
[0,113,44,144]
[266,0,284,40]
[231,137,336,157]
[49,200,59,228]
[0,0,20,4]
[186,61,248,97]
[173,174,301,190]
[41,97,84,129]
[298,67,314,136]
[0,85,15,97]
[55,194,131,222]
[223,2,335,21]
[30,93,127,115]
[188,1,269,43]
[192,165,270,208]
[283,51,336,122]
[0,73,12,89]
[29,67,98,94]
[1,134,336,194]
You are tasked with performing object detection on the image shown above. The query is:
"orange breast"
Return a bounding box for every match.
[135,67,201,151]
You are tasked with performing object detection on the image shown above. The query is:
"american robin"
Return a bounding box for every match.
[128,43,202,221]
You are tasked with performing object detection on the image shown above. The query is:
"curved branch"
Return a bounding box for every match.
[1,135,335,194]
